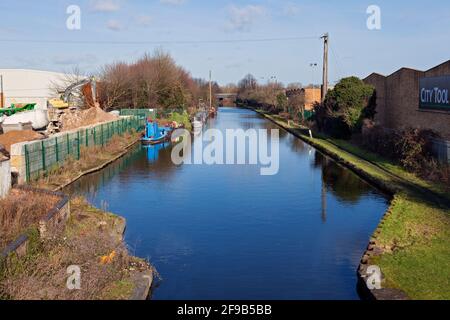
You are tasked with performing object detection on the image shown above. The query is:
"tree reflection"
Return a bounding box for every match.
[313,152,372,204]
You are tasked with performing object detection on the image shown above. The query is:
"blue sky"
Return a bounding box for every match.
[0,0,449,85]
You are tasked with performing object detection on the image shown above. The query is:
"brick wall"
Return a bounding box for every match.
[364,61,450,140]
[304,87,322,111]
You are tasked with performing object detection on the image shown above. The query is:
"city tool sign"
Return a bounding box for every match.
[419,76,450,111]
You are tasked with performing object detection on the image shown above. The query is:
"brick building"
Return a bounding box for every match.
[364,60,450,162]
[286,86,322,111]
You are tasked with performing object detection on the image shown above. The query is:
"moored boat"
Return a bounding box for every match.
[141,119,172,145]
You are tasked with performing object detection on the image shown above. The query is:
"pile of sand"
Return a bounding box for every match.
[0,130,44,152]
[60,107,118,132]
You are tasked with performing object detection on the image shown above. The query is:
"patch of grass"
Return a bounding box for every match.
[255,108,450,299]
[101,279,134,300]
[370,194,450,300]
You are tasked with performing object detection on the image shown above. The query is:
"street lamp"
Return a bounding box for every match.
[269,76,277,86]
[309,62,318,88]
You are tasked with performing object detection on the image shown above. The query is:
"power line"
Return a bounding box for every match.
[0,36,321,46]
[329,45,343,81]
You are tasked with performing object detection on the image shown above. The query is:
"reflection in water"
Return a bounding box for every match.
[66,144,143,197]
[65,107,389,300]
[144,142,171,163]
[313,152,375,204]
[322,182,327,223]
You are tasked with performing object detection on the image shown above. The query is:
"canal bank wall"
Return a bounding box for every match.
[246,107,412,300]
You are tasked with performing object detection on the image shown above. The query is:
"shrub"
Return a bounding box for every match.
[361,126,442,175]
[394,128,439,172]
[315,77,376,139]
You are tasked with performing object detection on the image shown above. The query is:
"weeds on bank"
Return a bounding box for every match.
[0,190,59,250]
[0,197,151,300]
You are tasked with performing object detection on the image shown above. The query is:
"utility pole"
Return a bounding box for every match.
[209,70,212,110]
[0,75,4,109]
[321,33,329,103]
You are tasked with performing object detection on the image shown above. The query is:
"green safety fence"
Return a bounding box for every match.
[303,110,315,120]
[24,116,145,182]
[119,108,156,119]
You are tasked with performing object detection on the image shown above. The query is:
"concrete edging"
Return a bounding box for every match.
[0,158,11,199]
[129,270,154,300]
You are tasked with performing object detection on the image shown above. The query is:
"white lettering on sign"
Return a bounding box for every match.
[421,87,449,104]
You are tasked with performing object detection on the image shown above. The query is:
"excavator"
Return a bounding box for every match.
[45,76,100,133]
[49,76,98,109]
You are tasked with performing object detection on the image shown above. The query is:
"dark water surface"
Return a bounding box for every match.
[66,108,389,300]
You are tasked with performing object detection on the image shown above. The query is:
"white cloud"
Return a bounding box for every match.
[226,5,267,32]
[90,0,121,12]
[136,15,152,27]
[160,0,186,5]
[282,3,300,16]
[106,19,123,31]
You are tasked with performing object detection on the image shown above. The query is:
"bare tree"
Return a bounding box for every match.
[98,62,130,111]
[49,67,88,108]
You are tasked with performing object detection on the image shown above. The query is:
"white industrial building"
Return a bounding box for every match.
[0,69,69,110]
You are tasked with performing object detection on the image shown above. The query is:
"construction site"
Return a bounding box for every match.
[0,68,154,300]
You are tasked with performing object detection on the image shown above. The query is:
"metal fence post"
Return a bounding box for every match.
[41,141,46,172]
[86,128,89,147]
[101,124,104,146]
[94,127,96,145]
[25,144,30,183]
[66,134,70,156]
[55,137,59,163]
[77,131,81,160]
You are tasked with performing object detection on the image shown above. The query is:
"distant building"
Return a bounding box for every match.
[0,69,69,110]
[364,60,450,162]
[303,86,322,110]
[286,86,322,111]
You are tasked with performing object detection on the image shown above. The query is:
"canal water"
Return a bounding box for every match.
[66,107,389,300]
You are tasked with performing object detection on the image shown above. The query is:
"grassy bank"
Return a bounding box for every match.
[33,131,141,191]
[253,108,450,300]
[0,197,153,300]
